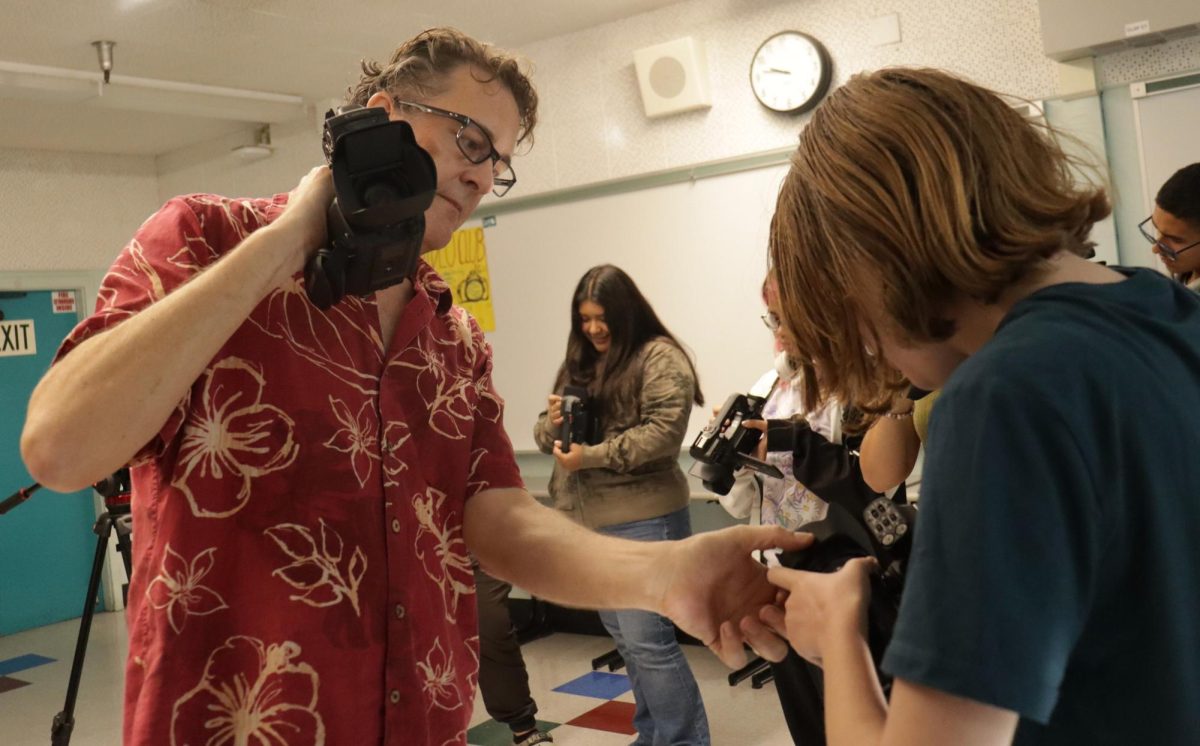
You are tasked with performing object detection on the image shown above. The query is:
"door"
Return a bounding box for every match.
[0,289,99,634]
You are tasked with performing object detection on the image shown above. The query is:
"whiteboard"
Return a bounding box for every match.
[477,164,789,452]
[1133,82,1200,268]
[1043,96,1120,266]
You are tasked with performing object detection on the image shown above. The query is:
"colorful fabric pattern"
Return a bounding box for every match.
[758,374,841,530]
[56,194,524,745]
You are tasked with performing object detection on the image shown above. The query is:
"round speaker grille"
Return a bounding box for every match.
[649,56,686,98]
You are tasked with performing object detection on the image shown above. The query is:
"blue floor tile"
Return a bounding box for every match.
[552,670,632,700]
[0,654,55,676]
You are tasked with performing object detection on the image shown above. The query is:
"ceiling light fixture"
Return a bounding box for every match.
[233,124,274,161]
[92,40,116,85]
[0,58,306,123]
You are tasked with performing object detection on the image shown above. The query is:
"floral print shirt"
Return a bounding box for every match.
[756,371,843,530]
[56,194,523,746]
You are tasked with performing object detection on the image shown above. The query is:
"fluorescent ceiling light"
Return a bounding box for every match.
[0,60,307,123]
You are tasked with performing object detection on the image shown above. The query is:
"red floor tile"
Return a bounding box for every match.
[566,699,637,735]
[0,676,31,694]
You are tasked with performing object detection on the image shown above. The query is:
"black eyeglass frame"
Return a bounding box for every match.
[392,98,516,197]
[1138,216,1200,261]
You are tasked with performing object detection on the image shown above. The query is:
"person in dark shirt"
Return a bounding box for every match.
[1141,162,1200,290]
[741,67,1200,745]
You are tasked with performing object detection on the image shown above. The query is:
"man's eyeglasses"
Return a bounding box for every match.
[393,99,516,197]
[1138,216,1200,261]
[761,311,782,332]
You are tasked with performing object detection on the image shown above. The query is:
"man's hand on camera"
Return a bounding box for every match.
[552,440,583,471]
[743,557,876,667]
[547,394,564,426]
[267,166,334,277]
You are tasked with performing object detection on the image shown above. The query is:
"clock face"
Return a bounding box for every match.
[750,31,832,114]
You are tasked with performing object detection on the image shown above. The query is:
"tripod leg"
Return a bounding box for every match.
[114,515,134,606]
[51,512,114,746]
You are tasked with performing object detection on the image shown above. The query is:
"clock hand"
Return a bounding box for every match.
[766,67,793,74]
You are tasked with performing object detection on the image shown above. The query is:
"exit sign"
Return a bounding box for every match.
[0,319,36,357]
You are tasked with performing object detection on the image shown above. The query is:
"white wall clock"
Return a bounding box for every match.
[749,31,832,114]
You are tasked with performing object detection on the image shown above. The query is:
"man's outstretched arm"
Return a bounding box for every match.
[463,487,808,667]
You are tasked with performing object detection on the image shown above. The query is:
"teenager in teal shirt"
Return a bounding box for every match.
[742,68,1200,745]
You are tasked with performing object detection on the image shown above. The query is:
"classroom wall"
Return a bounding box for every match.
[1095,33,1200,87]
[508,0,1060,196]
[2,0,1198,277]
[154,114,323,205]
[0,148,159,273]
[159,0,1071,205]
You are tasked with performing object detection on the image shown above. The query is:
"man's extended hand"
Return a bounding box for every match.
[651,526,812,668]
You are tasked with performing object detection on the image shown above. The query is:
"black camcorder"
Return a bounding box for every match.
[304,105,438,310]
[688,392,784,495]
[777,496,916,683]
[559,385,592,451]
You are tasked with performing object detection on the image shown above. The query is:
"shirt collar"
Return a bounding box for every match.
[415,259,454,315]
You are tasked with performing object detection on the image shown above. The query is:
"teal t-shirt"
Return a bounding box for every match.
[882,268,1200,744]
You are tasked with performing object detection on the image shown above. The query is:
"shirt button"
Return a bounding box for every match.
[394,604,406,620]
[389,689,401,704]
[391,518,400,533]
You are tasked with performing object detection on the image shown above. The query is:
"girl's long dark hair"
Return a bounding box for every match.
[553,264,704,407]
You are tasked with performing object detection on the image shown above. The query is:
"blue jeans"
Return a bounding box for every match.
[598,507,711,745]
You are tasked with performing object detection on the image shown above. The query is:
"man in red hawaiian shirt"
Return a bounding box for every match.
[22,27,804,746]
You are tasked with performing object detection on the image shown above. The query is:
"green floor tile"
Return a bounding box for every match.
[467,718,560,746]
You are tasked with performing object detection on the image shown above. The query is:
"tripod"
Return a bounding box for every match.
[3,473,134,746]
[49,493,132,746]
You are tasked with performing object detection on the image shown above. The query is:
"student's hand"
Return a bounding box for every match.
[743,419,768,462]
[653,526,813,669]
[547,394,563,426]
[748,558,876,666]
[552,440,584,471]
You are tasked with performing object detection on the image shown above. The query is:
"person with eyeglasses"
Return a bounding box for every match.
[722,274,903,745]
[1141,162,1200,291]
[21,28,808,746]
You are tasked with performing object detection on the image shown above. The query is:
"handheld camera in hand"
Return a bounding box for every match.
[559,385,592,452]
[779,494,917,687]
[304,104,438,310]
[688,393,784,495]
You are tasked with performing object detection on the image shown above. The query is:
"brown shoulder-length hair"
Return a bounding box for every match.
[346,27,538,146]
[769,67,1110,413]
[553,264,704,408]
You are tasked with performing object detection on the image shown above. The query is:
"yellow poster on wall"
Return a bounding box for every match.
[424,227,496,332]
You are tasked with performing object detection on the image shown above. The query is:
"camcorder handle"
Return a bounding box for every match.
[559,385,590,451]
[732,452,784,480]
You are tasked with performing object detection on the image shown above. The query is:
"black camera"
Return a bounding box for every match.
[688,393,784,495]
[559,385,592,452]
[304,105,438,310]
[778,495,916,677]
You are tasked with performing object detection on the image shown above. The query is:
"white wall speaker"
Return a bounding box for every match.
[632,37,712,118]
